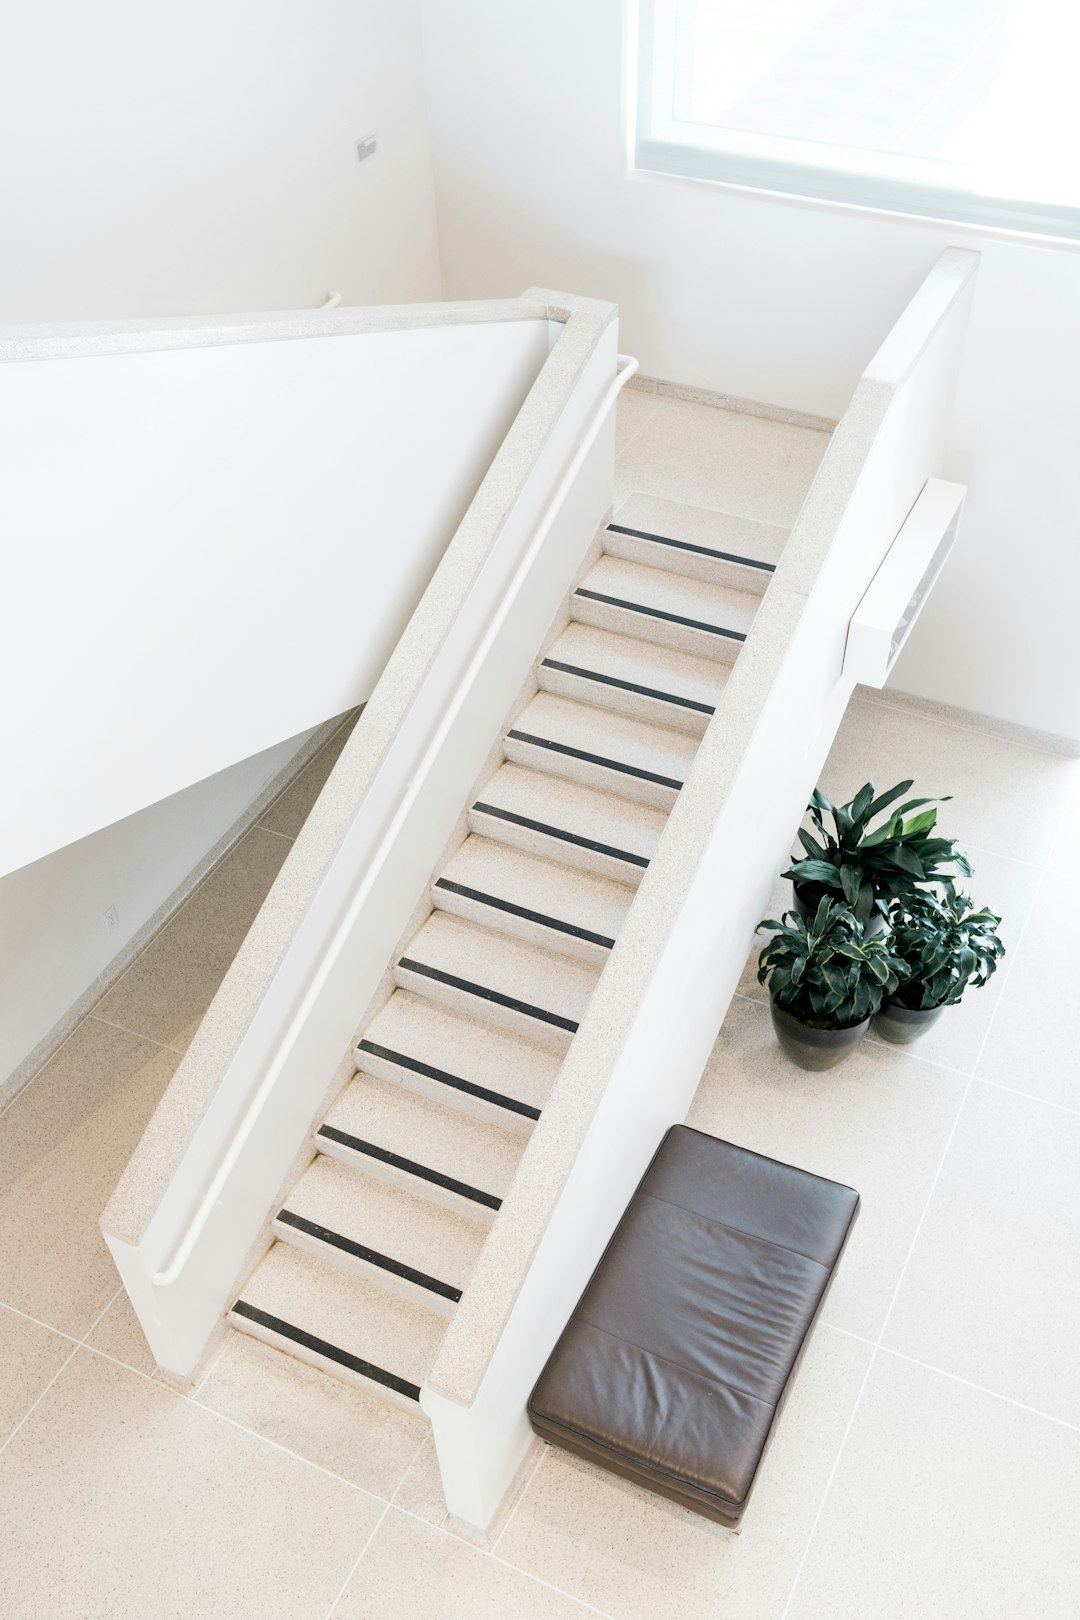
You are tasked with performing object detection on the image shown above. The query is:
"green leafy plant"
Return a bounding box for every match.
[887,889,1004,1010]
[757,898,905,1029]
[783,780,972,925]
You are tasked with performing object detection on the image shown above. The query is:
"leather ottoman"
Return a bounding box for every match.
[528,1126,859,1528]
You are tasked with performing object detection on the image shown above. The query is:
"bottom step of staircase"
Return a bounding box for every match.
[230,1240,444,1409]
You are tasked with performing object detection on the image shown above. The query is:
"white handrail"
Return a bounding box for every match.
[151,352,637,1289]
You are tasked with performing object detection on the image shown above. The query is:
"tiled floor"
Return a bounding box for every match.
[2,391,1079,1617]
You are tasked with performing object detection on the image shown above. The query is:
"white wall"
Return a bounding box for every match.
[1,317,552,876]
[420,0,1080,745]
[0,0,440,322]
[0,726,315,1088]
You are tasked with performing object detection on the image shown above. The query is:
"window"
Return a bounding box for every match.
[635,0,1080,240]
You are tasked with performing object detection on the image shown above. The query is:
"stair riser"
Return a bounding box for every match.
[430,881,613,966]
[603,529,773,596]
[537,660,712,737]
[570,593,743,664]
[393,961,575,1052]
[227,1312,421,1412]
[353,1045,539,1134]
[467,804,647,889]
[502,732,680,812]
[315,1133,500,1224]
[272,1217,459,1317]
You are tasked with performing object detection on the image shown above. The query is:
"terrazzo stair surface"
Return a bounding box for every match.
[539,622,730,736]
[320,1070,525,1211]
[230,502,783,1418]
[393,912,600,1050]
[435,836,633,962]
[571,554,760,661]
[503,691,698,809]
[230,1240,445,1404]
[275,1154,487,1308]
[356,990,560,1125]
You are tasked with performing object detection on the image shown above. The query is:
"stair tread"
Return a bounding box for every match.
[437,835,632,950]
[279,1154,486,1295]
[233,1240,444,1397]
[398,912,600,1032]
[575,555,760,639]
[509,692,698,791]
[473,763,666,872]
[610,492,788,570]
[360,989,559,1118]
[325,1068,526,1202]
[542,623,730,716]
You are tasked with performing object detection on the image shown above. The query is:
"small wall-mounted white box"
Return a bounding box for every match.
[843,477,966,689]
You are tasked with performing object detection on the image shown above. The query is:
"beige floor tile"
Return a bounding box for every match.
[333,1505,597,1619]
[0,1019,179,1336]
[883,1081,1080,1424]
[392,1435,450,1527]
[690,997,965,1340]
[0,1305,74,1445]
[84,1288,157,1376]
[496,1327,869,1620]
[614,389,661,458]
[976,868,1080,1109]
[258,710,360,838]
[197,1330,428,1496]
[786,1353,1080,1620]
[613,395,829,528]
[0,1349,380,1620]
[820,698,1075,866]
[96,826,290,1050]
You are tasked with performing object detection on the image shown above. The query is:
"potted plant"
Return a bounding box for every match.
[783,780,972,934]
[873,888,1005,1044]
[757,897,904,1071]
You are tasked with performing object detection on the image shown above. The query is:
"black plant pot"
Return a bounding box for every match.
[791,881,887,939]
[872,999,946,1046]
[770,1003,871,1071]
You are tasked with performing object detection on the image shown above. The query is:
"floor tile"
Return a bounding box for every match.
[392,1435,451,1527]
[496,1327,869,1620]
[258,710,359,838]
[95,827,290,1050]
[613,395,829,527]
[0,1019,179,1336]
[614,388,661,458]
[0,1349,380,1620]
[786,1352,1080,1620]
[0,1305,74,1445]
[690,997,965,1340]
[333,1505,598,1619]
[197,1330,428,1497]
[84,1289,159,1377]
[883,1081,1080,1424]
[1045,759,1080,876]
[976,868,1080,1110]
[820,699,1075,866]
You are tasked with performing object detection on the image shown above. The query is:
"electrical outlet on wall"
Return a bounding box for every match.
[103,904,120,935]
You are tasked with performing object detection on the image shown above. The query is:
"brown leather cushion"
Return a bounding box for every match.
[528,1126,859,1527]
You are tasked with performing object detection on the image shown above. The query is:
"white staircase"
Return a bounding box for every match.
[228,510,779,1406]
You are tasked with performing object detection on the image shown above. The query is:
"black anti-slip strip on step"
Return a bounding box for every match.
[435,877,616,949]
[472,801,650,869]
[357,1038,541,1121]
[574,588,747,643]
[398,956,579,1036]
[506,729,683,792]
[317,1124,502,1211]
[230,1299,421,1400]
[541,657,715,717]
[607,522,776,573]
[276,1208,462,1303]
